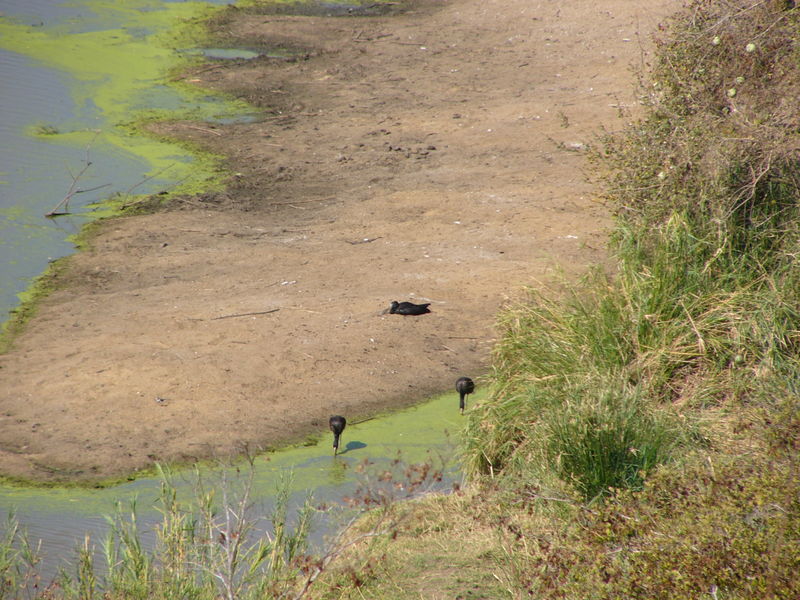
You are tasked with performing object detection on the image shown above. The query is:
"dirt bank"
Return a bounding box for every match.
[0,0,679,483]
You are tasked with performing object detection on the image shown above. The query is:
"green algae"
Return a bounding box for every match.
[0,0,249,345]
[0,0,473,512]
[0,1,248,201]
[0,387,484,515]
[0,258,69,353]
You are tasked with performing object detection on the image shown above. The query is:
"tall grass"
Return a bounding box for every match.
[50,465,319,600]
[0,464,320,600]
[0,512,43,598]
[544,387,689,500]
[463,0,800,502]
[0,454,445,600]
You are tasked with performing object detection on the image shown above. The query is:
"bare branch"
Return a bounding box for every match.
[45,131,107,217]
[210,308,280,320]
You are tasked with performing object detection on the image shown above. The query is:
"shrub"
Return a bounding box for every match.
[544,387,687,500]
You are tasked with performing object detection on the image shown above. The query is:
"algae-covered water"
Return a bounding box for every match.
[0,0,471,583]
[0,389,471,582]
[0,0,247,321]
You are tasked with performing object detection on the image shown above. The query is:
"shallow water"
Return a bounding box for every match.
[0,389,471,583]
[0,0,244,321]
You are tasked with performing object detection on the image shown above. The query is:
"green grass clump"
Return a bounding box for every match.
[319,1,800,596]
[544,387,687,500]
[463,0,800,504]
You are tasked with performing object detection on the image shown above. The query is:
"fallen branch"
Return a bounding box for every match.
[45,131,107,217]
[171,63,224,81]
[121,171,194,210]
[210,309,280,320]
[124,163,178,195]
[179,124,223,137]
[268,197,340,206]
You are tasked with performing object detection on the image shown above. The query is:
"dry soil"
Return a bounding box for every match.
[0,0,679,483]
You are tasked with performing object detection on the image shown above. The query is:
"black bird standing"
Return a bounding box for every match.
[389,300,431,315]
[329,415,347,455]
[455,376,475,414]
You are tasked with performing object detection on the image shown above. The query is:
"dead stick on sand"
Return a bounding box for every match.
[269,198,340,206]
[171,63,223,81]
[180,124,223,137]
[211,309,280,320]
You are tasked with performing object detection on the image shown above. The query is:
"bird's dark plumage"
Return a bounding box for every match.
[389,300,431,315]
[329,415,347,455]
[455,376,475,414]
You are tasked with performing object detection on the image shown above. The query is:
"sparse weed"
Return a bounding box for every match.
[0,513,45,599]
[0,454,448,600]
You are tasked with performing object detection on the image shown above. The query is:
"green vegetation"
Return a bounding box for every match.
[0,0,243,351]
[0,1,243,198]
[317,0,800,597]
[463,0,800,497]
[0,259,72,355]
[2,466,321,599]
[0,457,446,599]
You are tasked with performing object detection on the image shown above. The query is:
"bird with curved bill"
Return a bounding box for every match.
[455,376,475,414]
[329,415,347,455]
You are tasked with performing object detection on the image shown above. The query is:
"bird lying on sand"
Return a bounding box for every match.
[455,376,475,414]
[389,300,431,315]
[329,415,347,455]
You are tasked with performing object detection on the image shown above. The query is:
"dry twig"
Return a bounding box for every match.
[46,131,109,217]
[211,309,280,320]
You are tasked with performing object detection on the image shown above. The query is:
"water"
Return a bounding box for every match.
[0,0,468,585]
[0,0,245,322]
[0,390,468,583]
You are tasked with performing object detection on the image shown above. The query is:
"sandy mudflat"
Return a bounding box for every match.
[0,0,679,483]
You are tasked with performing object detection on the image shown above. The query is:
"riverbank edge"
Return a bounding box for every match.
[0,0,248,353]
[2,0,489,489]
[0,3,261,486]
[0,383,474,490]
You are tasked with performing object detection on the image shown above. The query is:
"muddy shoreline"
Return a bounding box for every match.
[0,0,678,483]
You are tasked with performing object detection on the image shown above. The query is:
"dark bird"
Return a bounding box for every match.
[455,376,475,414]
[389,300,431,315]
[329,415,347,455]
